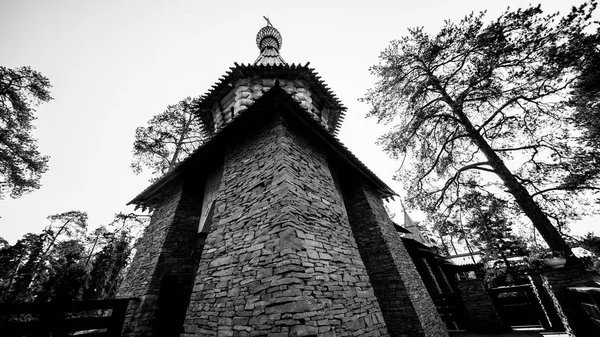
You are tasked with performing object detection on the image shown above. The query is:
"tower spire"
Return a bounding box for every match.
[254,18,286,66]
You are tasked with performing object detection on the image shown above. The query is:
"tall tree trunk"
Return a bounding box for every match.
[453,107,575,261]
[42,219,73,256]
[167,115,193,171]
[85,232,101,267]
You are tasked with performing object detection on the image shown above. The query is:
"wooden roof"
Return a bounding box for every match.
[194,63,346,136]
[129,85,395,209]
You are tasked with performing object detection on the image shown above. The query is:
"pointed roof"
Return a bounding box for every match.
[254,47,286,66]
[402,210,434,248]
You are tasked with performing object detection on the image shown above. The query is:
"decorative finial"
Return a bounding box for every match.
[254,18,286,66]
[256,20,282,52]
[263,16,272,27]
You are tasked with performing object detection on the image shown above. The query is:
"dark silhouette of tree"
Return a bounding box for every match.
[43,211,88,255]
[0,66,51,199]
[0,211,88,302]
[131,97,204,181]
[84,213,147,299]
[0,211,146,303]
[0,233,45,302]
[84,226,108,267]
[568,26,600,196]
[42,239,88,302]
[463,192,529,265]
[577,233,600,256]
[85,231,131,300]
[430,216,473,257]
[363,1,599,261]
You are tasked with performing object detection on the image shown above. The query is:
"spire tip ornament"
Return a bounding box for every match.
[256,19,283,52]
[263,16,272,27]
[254,18,286,66]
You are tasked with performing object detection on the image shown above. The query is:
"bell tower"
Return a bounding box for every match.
[118,21,448,337]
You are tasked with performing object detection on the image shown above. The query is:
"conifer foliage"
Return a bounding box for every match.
[0,66,52,199]
[0,212,147,303]
[463,193,529,263]
[131,97,204,181]
[363,1,600,259]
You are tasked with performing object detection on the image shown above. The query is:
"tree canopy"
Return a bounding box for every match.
[0,66,52,199]
[131,97,204,181]
[0,211,147,303]
[363,1,600,259]
[569,25,600,187]
[463,192,529,261]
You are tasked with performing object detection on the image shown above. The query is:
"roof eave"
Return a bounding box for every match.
[128,85,396,207]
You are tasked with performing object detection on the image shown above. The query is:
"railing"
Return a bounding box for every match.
[488,284,546,328]
[568,287,600,333]
[0,298,133,337]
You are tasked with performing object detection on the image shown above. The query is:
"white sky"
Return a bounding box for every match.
[0,0,597,244]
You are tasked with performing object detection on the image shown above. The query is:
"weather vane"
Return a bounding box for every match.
[263,16,272,27]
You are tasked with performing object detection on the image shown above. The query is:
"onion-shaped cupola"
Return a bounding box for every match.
[254,18,287,66]
[195,18,346,138]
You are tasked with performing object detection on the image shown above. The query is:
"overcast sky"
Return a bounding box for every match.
[1,0,597,244]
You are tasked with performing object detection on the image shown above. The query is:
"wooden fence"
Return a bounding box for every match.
[0,298,133,337]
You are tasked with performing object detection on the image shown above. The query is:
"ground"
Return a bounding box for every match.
[449,328,568,337]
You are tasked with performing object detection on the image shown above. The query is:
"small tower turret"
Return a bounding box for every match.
[195,21,346,138]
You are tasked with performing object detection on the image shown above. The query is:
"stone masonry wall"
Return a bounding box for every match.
[342,182,448,337]
[182,114,389,336]
[429,260,453,294]
[413,257,442,296]
[117,182,202,337]
[456,279,505,332]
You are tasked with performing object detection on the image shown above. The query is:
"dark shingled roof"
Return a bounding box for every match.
[128,85,396,209]
[194,63,346,136]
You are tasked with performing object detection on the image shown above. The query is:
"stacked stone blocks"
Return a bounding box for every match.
[456,279,505,332]
[120,96,449,336]
[430,261,453,294]
[342,182,448,337]
[118,183,202,336]
[182,115,389,336]
[413,257,442,296]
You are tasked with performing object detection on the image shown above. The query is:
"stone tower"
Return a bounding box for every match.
[118,22,448,337]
